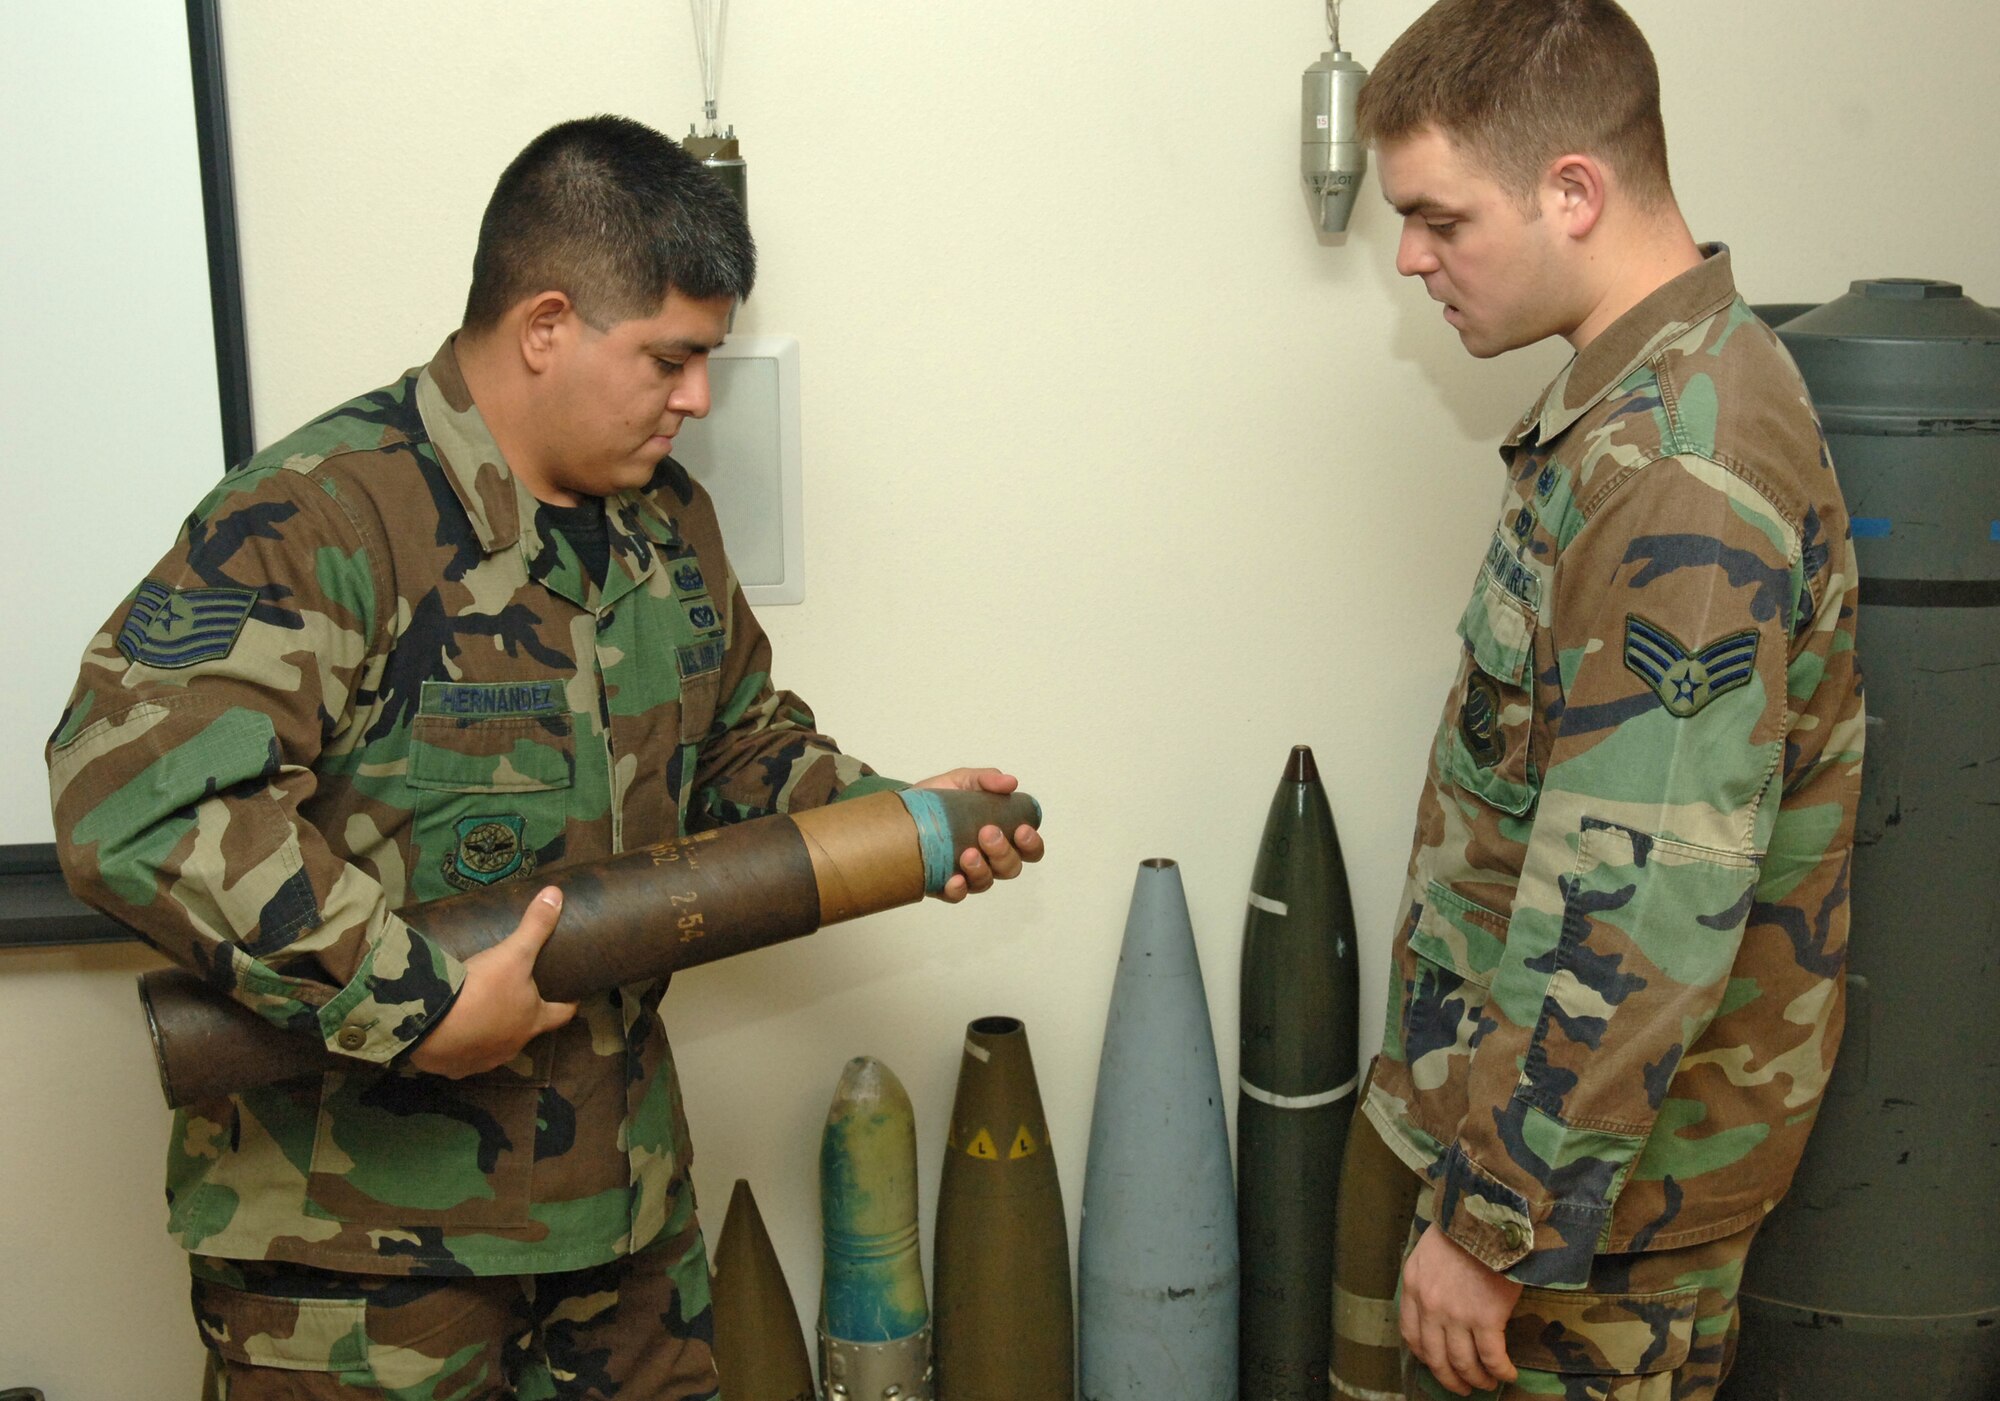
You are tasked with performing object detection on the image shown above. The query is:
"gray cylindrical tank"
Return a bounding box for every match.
[1726,281,2000,1400]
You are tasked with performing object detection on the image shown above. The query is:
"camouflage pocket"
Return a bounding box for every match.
[304,1041,554,1229]
[1517,819,1756,1136]
[407,708,574,900]
[408,711,574,793]
[195,1271,513,1394]
[1399,890,1498,1106]
[1506,1282,1699,1375]
[196,1286,374,1385]
[1448,571,1540,815]
[675,666,720,746]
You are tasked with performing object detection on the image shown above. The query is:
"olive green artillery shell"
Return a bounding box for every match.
[1238,746,1362,1400]
[1330,1079,1423,1401]
[712,1179,815,1401]
[933,1016,1074,1400]
[141,788,1041,1107]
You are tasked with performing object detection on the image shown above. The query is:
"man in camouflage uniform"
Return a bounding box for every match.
[48,116,1040,1399]
[1349,3,1864,1398]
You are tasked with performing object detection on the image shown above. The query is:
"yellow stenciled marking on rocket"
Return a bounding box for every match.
[1009,1125,1040,1159]
[965,1129,998,1159]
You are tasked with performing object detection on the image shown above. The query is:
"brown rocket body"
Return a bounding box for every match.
[140,788,1040,1108]
[713,1178,816,1401]
[1329,1085,1423,1401]
[932,1016,1073,1400]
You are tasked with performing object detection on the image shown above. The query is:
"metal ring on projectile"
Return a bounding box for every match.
[817,1322,934,1400]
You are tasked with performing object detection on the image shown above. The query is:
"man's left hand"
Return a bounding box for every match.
[1401,1221,1524,1396]
[912,767,1045,901]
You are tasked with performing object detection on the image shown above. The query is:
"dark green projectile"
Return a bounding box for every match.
[1237,745,1362,1400]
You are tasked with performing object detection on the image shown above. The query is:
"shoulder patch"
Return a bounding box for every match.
[1623,615,1758,717]
[116,580,257,669]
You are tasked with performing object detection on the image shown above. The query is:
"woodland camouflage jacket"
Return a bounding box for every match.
[1363,249,1866,1289]
[49,340,897,1276]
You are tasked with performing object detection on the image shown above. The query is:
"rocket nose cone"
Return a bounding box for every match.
[1287,744,1320,784]
[830,1055,912,1117]
[716,1178,777,1275]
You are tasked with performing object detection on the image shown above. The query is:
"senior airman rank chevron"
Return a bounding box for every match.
[1623,615,1758,718]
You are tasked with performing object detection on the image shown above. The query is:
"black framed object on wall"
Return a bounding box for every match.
[0,0,253,948]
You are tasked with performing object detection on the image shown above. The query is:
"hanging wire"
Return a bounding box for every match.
[690,0,729,134]
[1325,0,1343,50]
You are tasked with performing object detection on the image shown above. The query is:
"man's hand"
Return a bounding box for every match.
[911,767,1045,902]
[1401,1221,1524,1396]
[406,886,579,1078]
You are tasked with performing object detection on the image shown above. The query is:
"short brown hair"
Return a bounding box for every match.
[1356,0,1672,208]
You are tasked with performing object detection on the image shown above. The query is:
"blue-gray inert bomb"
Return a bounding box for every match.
[1079,858,1239,1399]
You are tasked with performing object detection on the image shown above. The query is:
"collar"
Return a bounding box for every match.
[415,336,528,555]
[413,337,681,609]
[1506,243,1738,449]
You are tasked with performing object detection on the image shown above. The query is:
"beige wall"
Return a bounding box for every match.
[5,1,1996,1394]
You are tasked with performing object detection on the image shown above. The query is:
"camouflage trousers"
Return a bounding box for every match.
[191,1219,717,1400]
[1402,1188,1758,1401]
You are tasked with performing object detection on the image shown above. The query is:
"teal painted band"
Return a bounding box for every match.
[898,789,957,894]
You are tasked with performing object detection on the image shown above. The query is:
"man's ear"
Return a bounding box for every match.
[1542,152,1607,240]
[518,291,575,374]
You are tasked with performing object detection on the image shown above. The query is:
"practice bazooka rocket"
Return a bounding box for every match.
[1237,745,1361,1400]
[1078,858,1239,1399]
[819,1056,934,1401]
[713,1178,816,1401]
[138,788,1040,1108]
[933,1016,1073,1399]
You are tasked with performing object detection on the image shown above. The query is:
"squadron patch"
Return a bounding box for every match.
[1624,616,1758,718]
[116,580,256,669]
[443,814,536,889]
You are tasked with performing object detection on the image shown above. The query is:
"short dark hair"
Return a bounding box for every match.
[462,115,755,331]
[1356,0,1672,208]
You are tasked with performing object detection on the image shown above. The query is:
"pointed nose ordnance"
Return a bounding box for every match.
[1078,858,1239,1398]
[819,1055,934,1400]
[713,1178,816,1401]
[1238,744,1362,1399]
[933,1015,1073,1399]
